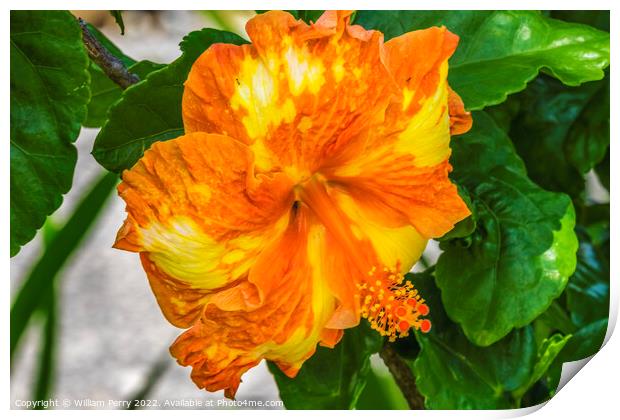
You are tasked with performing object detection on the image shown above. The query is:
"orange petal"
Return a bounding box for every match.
[297,177,431,337]
[114,132,293,327]
[448,86,472,135]
[119,12,470,397]
[324,26,471,238]
[329,159,470,238]
[182,10,396,177]
[170,207,339,397]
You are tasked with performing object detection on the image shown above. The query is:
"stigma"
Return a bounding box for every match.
[356,265,431,341]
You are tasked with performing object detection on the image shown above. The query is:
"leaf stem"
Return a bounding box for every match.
[78,17,139,89]
[379,343,425,409]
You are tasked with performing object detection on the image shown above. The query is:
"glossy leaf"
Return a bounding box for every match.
[436,112,578,346]
[354,10,610,110]
[10,11,90,256]
[411,271,538,409]
[92,29,247,173]
[268,322,383,409]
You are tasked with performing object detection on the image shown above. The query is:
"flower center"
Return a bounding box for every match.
[356,265,431,341]
[297,175,431,339]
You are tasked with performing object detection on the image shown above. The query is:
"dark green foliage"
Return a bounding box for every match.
[509,75,608,198]
[269,322,383,409]
[436,112,578,346]
[10,11,90,256]
[411,271,569,409]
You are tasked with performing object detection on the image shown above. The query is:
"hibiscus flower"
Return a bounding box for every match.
[114,10,471,398]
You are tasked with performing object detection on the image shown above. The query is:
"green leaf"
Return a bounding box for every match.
[354,11,610,110]
[294,10,325,23]
[566,230,609,328]
[416,327,538,409]
[11,172,118,359]
[356,366,408,409]
[513,333,571,401]
[450,112,527,178]
[110,11,125,35]
[436,112,578,346]
[542,228,609,391]
[551,10,609,31]
[411,271,538,409]
[536,301,576,336]
[564,76,610,174]
[268,322,382,409]
[545,318,608,395]
[92,29,247,173]
[85,60,164,128]
[557,318,607,363]
[484,95,521,133]
[10,11,90,256]
[354,10,489,43]
[510,76,606,197]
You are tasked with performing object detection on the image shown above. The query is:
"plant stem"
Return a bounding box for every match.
[379,343,425,409]
[78,17,139,89]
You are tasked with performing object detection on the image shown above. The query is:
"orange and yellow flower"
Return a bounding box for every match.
[114,10,472,398]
